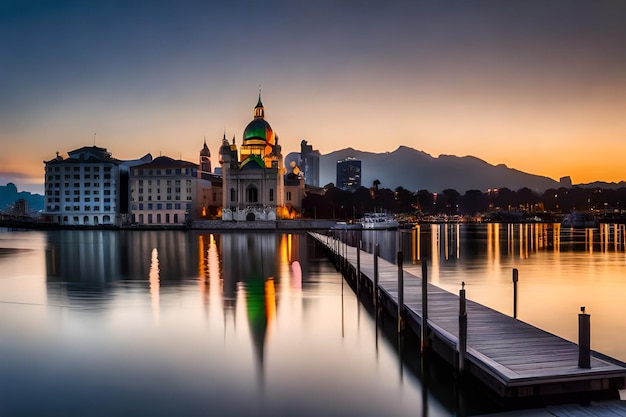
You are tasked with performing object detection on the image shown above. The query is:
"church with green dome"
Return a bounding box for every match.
[219,95,287,221]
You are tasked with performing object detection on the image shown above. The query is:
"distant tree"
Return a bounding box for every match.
[415,189,434,214]
[439,188,460,214]
[394,186,415,213]
[460,189,488,214]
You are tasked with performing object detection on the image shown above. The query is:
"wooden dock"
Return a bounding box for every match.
[310,232,626,401]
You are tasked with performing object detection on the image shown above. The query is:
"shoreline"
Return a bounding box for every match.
[0,218,337,231]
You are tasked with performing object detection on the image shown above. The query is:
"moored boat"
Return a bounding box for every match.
[360,212,399,230]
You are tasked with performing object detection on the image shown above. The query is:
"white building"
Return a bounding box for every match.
[43,146,122,226]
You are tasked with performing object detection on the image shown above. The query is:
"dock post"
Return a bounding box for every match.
[578,306,591,369]
[512,268,519,319]
[421,260,429,352]
[397,251,404,333]
[458,282,467,373]
[356,240,361,294]
[374,244,379,310]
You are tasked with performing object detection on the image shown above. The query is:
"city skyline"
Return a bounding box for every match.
[2,1,626,194]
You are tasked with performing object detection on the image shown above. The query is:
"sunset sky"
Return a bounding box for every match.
[2,0,626,194]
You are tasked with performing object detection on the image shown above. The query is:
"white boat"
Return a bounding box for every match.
[360,212,399,230]
[562,211,597,228]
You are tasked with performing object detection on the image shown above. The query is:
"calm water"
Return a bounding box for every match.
[0,224,625,416]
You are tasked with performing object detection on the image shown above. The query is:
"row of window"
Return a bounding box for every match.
[135,179,188,186]
[134,202,192,210]
[134,195,191,202]
[133,168,193,176]
[63,206,113,211]
[47,182,113,188]
[48,166,112,172]
[48,197,113,203]
[135,213,180,224]
[47,174,112,181]
[47,205,112,212]
[229,187,276,203]
[134,187,189,194]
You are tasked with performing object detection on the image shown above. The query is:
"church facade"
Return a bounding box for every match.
[220,96,287,221]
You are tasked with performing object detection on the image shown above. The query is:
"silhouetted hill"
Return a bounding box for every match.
[576,181,626,189]
[320,146,560,193]
[0,183,44,213]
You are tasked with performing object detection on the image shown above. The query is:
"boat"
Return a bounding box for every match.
[331,221,362,230]
[360,212,399,230]
[561,211,597,228]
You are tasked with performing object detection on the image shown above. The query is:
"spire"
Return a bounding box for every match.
[201,136,211,157]
[254,89,264,119]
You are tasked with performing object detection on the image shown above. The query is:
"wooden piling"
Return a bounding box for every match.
[579,307,591,369]
[458,282,467,373]
[356,240,361,294]
[397,251,404,333]
[421,260,429,352]
[512,268,519,319]
[373,244,379,310]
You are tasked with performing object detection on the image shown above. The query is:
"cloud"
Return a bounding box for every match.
[0,171,44,194]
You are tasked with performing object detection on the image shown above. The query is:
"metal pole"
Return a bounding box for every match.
[374,244,379,310]
[458,282,467,373]
[356,240,361,294]
[578,306,591,369]
[397,251,404,333]
[421,260,429,352]
[512,268,519,319]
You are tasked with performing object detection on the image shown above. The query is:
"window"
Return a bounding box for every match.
[139,204,144,210]
[247,186,258,203]
[269,188,274,202]
[230,188,236,202]
[287,191,292,201]
[148,203,153,210]
[166,203,172,209]
[157,203,162,210]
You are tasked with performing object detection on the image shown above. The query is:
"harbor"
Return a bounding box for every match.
[310,229,626,405]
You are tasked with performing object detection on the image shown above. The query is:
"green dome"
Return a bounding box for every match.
[243,118,275,145]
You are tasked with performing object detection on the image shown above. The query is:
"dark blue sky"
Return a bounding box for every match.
[2,0,626,192]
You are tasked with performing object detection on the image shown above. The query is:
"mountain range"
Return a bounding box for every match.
[319,146,625,193]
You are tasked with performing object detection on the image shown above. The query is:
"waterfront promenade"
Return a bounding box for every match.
[309,232,626,403]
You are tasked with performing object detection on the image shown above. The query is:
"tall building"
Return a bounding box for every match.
[336,158,361,192]
[300,140,320,187]
[43,146,123,225]
[219,95,286,221]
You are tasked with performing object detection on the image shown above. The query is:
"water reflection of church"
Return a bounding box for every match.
[198,232,304,378]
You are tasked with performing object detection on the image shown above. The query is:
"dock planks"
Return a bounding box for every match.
[309,232,626,399]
